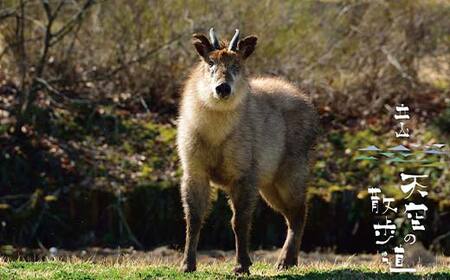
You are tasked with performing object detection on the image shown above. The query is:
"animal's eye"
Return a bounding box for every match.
[208,60,215,67]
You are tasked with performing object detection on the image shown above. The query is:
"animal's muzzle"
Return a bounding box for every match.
[215,83,231,99]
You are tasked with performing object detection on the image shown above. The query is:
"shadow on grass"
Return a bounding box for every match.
[138,267,450,280]
[270,269,449,280]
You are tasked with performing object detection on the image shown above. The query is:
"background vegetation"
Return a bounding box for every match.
[0,0,449,257]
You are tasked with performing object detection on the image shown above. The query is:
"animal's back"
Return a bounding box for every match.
[247,76,319,189]
[249,76,318,150]
[249,77,309,109]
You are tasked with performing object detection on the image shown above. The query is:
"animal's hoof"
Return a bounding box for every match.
[233,265,250,275]
[276,259,297,270]
[180,261,196,273]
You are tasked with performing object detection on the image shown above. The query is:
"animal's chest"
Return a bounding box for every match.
[207,136,252,186]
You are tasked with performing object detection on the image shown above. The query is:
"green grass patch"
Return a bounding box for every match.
[1,260,449,280]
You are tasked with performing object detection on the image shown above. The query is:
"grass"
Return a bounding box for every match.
[1,259,450,280]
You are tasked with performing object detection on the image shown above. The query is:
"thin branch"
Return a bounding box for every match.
[0,8,16,21]
[62,13,85,63]
[97,34,185,80]
[0,36,43,60]
[45,33,186,86]
[35,77,104,107]
[41,0,52,19]
[35,0,54,78]
[53,0,66,18]
[34,77,59,95]
[18,0,27,91]
[50,0,95,46]
[431,231,450,248]
[381,46,416,87]
[0,0,31,22]
[115,203,144,249]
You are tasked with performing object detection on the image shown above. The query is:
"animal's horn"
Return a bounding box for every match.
[228,29,240,51]
[209,28,220,49]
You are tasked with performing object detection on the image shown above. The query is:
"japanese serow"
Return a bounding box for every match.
[177,28,319,274]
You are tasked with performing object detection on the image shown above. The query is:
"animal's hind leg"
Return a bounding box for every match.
[259,180,308,270]
[275,197,308,270]
[272,159,310,270]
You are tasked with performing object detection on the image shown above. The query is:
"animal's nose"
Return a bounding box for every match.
[215,83,231,98]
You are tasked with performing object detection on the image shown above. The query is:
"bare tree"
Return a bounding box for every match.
[1,0,95,129]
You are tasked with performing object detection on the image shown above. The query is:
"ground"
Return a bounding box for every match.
[1,248,449,279]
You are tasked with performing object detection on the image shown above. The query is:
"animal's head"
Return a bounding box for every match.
[192,28,257,110]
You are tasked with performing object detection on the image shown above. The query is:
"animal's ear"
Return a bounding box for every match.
[238,36,257,59]
[192,33,213,59]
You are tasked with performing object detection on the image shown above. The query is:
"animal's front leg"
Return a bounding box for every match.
[180,175,211,272]
[229,177,258,275]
